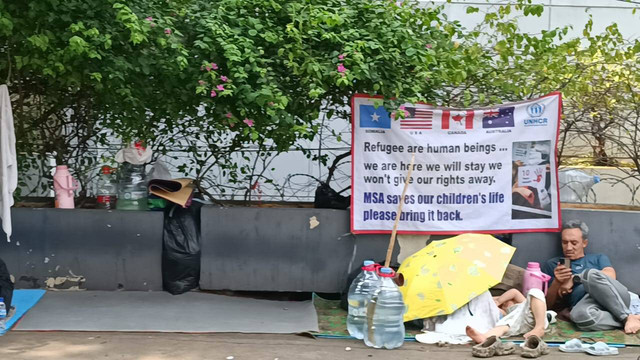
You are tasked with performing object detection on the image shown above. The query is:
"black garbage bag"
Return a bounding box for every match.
[0,256,13,311]
[162,202,202,295]
[314,182,350,210]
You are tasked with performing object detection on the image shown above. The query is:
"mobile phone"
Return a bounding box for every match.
[559,257,571,268]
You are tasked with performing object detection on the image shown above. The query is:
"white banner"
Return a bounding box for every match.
[350,93,562,234]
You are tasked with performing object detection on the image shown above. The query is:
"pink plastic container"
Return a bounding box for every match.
[522,262,551,296]
[53,165,79,209]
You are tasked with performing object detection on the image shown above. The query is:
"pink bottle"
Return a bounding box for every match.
[522,262,552,296]
[53,165,79,209]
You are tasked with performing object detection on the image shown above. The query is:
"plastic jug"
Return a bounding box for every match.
[558,169,600,202]
[53,165,79,209]
[522,262,551,296]
[364,267,405,349]
[347,260,380,339]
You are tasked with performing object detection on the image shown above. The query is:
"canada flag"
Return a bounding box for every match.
[441,110,474,130]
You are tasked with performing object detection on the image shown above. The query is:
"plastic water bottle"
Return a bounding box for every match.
[347,260,379,339]
[96,165,118,210]
[558,169,600,202]
[0,297,6,330]
[116,163,148,211]
[364,267,406,349]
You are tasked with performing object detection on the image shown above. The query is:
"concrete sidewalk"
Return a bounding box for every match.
[1,332,639,360]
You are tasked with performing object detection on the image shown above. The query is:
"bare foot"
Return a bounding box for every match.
[466,325,487,344]
[624,314,640,334]
[524,327,545,339]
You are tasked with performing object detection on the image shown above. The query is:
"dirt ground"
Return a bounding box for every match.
[1,332,639,360]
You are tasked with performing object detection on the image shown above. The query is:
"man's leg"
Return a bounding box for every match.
[466,325,510,344]
[523,296,546,338]
[570,269,630,331]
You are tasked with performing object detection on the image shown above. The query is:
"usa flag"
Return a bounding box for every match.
[400,107,433,130]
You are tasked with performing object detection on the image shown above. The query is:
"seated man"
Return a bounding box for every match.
[542,220,640,334]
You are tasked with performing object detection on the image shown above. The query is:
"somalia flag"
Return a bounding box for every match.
[360,104,391,129]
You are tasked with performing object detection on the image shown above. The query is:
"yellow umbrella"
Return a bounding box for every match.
[397,233,515,322]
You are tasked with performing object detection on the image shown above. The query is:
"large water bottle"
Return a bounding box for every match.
[116,162,148,211]
[0,297,6,330]
[96,165,118,210]
[347,260,379,339]
[364,267,406,349]
[558,169,600,202]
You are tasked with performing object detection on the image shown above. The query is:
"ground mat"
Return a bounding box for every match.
[313,296,640,345]
[0,289,46,336]
[14,291,318,333]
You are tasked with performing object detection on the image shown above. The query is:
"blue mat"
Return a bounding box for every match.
[0,289,46,336]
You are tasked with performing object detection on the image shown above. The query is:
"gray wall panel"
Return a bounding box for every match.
[199,207,395,292]
[0,208,163,291]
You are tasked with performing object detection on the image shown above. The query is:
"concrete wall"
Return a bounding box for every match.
[0,208,163,291]
[2,207,637,294]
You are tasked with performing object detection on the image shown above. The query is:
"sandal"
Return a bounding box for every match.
[559,338,588,353]
[521,335,550,358]
[584,342,619,356]
[472,335,517,358]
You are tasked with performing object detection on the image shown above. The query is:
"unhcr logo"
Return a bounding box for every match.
[524,102,548,126]
[526,102,545,117]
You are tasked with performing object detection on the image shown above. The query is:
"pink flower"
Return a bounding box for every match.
[145,16,153,21]
[229,123,235,128]
[337,63,346,73]
[243,118,254,127]
[338,54,345,60]
[211,62,218,70]
[220,75,228,82]
[226,112,232,118]
[404,110,410,117]
[210,90,217,97]
[200,65,205,71]
[217,85,225,91]
[198,80,205,85]
[399,105,406,110]
[164,28,172,35]
[205,65,212,72]
[150,23,156,28]
[426,43,433,49]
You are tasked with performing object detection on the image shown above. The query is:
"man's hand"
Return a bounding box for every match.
[554,264,573,283]
[558,280,573,297]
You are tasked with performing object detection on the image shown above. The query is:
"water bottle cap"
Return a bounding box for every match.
[101,166,112,175]
[379,267,395,277]
[363,260,375,266]
[593,175,601,184]
[56,165,68,171]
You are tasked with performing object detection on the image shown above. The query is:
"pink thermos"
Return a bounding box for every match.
[522,262,552,295]
[53,165,79,209]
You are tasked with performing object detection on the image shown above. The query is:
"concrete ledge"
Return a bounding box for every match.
[0,208,163,291]
[199,207,395,292]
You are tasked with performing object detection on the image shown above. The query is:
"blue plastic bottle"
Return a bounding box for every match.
[0,297,6,330]
[347,260,380,339]
[364,267,406,349]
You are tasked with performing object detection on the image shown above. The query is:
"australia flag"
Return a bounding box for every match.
[482,106,515,128]
[360,104,391,129]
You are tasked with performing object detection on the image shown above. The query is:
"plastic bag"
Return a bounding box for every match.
[162,202,202,295]
[115,141,152,165]
[314,182,350,210]
[147,160,172,181]
[0,257,13,313]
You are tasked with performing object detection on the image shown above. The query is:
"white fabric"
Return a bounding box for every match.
[629,292,640,315]
[415,331,471,345]
[115,143,152,165]
[0,85,17,242]
[496,288,549,337]
[423,291,501,335]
